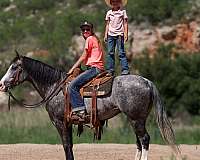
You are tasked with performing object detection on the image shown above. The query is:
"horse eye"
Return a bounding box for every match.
[11,64,18,70]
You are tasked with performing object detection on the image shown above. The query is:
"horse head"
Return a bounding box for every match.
[0,51,27,92]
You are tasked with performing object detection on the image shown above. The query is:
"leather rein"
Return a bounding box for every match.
[7,67,69,109]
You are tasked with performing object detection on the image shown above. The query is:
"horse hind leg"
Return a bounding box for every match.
[135,135,142,160]
[140,131,150,160]
[130,119,150,160]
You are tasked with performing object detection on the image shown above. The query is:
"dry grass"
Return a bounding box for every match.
[0,107,50,128]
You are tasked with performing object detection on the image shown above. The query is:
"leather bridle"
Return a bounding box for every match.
[10,65,23,87]
[7,65,69,109]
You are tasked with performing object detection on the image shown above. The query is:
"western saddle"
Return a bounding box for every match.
[63,68,113,140]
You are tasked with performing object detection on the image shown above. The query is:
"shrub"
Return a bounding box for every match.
[15,0,55,13]
[132,45,200,116]
[0,0,10,8]
[127,0,190,23]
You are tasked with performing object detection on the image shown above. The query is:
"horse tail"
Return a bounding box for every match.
[149,81,181,156]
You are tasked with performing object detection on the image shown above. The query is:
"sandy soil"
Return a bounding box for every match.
[0,144,199,160]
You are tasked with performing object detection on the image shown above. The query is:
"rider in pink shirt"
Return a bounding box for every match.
[68,21,104,117]
[84,36,104,70]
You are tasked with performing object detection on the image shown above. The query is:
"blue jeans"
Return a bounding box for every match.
[107,35,129,74]
[68,67,101,112]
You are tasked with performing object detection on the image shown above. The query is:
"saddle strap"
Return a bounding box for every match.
[63,85,71,126]
[91,87,103,140]
[91,88,97,126]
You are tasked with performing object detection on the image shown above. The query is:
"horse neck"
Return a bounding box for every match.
[28,77,56,98]
[22,57,65,98]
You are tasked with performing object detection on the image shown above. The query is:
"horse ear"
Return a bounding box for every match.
[15,49,21,58]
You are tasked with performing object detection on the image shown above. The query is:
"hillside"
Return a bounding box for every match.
[0,0,198,68]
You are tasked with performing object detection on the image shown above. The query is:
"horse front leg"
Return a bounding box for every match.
[62,124,74,160]
[55,122,74,160]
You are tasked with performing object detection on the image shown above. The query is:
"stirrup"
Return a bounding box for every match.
[71,110,86,121]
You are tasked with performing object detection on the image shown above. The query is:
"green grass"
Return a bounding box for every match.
[0,108,199,144]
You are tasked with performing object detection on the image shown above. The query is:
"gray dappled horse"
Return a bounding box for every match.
[0,55,180,160]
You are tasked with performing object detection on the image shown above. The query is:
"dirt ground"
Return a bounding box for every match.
[0,144,199,160]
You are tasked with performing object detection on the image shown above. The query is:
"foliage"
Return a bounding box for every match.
[0,0,10,9]
[0,0,106,69]
[127,0,190,23]
[132,45,200,116]
[69,0,95,8]
[15,0,55,13]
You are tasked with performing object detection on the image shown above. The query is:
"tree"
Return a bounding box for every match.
[132,45,200,116]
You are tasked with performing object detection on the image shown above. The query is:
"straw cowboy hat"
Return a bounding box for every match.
[105,0,128,7]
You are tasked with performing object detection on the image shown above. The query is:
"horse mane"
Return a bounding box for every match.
[22,56,66,85]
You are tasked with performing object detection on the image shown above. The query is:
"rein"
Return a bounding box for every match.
[8,74,69,109]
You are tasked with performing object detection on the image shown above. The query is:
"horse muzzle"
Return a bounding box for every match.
[0,81,11,92]
[0,81,6,92]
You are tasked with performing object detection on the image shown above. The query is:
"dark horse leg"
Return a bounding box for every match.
[129,119,150,160]
[55,122,74,160]
[135,135,142,160]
